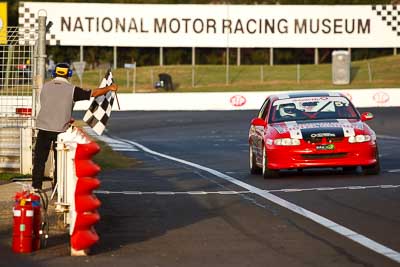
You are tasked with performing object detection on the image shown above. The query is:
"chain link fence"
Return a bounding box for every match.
[0,26,38,173]
[0,27,35,128]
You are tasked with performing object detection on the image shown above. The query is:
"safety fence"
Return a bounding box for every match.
[0,27,37,174]
[0,27,35,128]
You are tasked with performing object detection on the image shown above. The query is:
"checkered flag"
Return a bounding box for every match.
[83,70,115,135]
[372,5,400,36]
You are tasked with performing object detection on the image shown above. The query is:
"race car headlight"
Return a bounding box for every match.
[348,135,372,143]
[274,138,300,146]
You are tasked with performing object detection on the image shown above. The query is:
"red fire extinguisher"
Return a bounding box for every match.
[31,193,42,251]
[12,191,42,253]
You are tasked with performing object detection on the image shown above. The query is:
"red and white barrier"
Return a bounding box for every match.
[73,88,400,111]
[56,127,101,256]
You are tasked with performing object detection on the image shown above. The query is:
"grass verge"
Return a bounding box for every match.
[71,55,400,93]
[92,139,139,170]
[73,120,139,170]
[0,173,30,182]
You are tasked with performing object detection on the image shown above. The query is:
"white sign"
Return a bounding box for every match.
[19,3,400,48]
[124,63,136,69]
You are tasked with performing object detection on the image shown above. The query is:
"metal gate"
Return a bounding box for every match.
[0,26,36,173]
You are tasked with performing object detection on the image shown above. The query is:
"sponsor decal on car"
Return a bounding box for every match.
[316,144,335,150]
[301,127,344,140]
[274,119,354,138]
[310,133,336,138]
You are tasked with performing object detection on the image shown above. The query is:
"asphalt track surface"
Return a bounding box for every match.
[2,107,400,267]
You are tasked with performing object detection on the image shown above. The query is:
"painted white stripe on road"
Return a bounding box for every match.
[388,169,400,173]
[269,184,400,193]
[83,126,139,152]
[114,136,400,263]
[95,190,251,195]
[96,185,400,196]
[111,148,140,152]
[377,135,400,141]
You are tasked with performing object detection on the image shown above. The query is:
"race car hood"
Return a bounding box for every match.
[272,119,364,140]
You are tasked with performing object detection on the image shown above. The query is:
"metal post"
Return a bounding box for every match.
[297,64,300,84]
[113,46,117,69]
[367,62,372,83]
[80,46,84,62]
[237,48,241,66]
[133,63,136,93]
[192,47,195,88]
[348,48,352,60]
[160,47,163,66]
[150,69,154,88]
[260,65,264,82]
[37,14,47,116]
[226,47,230,85]
[269,48,274,66]
[126,69,129,89]
[314,48,319,65]
[394,48,397,56]
[32,44,38,119]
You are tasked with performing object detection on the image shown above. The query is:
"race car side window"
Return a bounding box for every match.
[258,98,271,120]
[257,98,268,118]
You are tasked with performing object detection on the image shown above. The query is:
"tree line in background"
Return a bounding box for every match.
[7,0,397,68]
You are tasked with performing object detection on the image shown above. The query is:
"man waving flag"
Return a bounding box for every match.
[83,70,119,135]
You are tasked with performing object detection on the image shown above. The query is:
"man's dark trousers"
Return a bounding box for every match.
[32,129,58,190]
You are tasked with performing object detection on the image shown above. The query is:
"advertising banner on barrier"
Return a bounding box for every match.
[19,2,399,48]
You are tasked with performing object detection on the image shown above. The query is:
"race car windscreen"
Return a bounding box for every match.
[268,96,359,123]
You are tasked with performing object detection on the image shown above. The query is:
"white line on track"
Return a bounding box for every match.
[104,134,400,263]
[95,190,252,195]
[388,169,400,173]
[377,135,400,141]
[96,184,400,196]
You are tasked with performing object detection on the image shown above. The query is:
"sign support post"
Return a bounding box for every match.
[72,61,86,88]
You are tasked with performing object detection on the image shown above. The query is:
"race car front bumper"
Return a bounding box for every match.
[266,140,378,170]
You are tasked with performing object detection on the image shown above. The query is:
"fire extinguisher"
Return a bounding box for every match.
[31,193,42,251]
[12,192,35,253]
[12,190,45,253]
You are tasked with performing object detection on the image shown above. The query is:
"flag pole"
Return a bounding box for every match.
[114,92,121,110]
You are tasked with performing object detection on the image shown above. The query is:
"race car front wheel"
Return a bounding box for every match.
[362,147,381,175]
[262,146,279,179]
[249,145,261,174]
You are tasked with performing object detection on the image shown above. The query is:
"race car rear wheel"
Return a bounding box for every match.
[249,145,261,174]
[362,150,381,175]
[262,146,279,179]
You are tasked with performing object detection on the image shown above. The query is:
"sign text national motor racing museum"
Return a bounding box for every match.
[19,3,399,47]
[59,17,371,36]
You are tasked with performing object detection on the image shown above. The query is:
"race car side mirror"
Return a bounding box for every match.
[251,118,267,127]
[361,112,374,122]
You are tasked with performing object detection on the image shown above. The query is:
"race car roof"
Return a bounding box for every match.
[270,91,344,100]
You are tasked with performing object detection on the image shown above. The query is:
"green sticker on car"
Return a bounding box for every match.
[316,144,335,150]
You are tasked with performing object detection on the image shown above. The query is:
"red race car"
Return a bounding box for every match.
[248,92,380,178]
